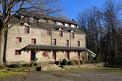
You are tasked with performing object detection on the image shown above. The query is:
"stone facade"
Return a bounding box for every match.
[4,14,88,64]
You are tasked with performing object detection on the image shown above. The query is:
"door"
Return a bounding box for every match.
[52,51,56,60]
[31,51,36,61]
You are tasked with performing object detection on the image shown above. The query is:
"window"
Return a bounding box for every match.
[31,38,36,44]
[47,30,51,36]
[61,22,64,26]
[15,50,21,55]
[34,18,38,22]
[77,41,80,47]
[71,32,75,38]
[16,37,22,42]
[52,20,56,24]
[43,18,47,22]
[24,17,28,22]
[66,40,69,46]
[24,26,30,33]
[59,31,63,37]
[52,38,56,45]
[78,52,80,59]
[65,51,70,60]
[68,23,71,27]
[52,51,56,60]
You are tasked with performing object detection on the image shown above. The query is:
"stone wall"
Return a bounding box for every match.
[63,63,105,70]
[5,23,86,64]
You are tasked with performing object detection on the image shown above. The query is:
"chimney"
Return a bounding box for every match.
[72,19,74,21]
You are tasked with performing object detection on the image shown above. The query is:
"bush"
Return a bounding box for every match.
[9,63,23,68]
[68,60,75,65]
[23,64,30,67]
[34,63,38,66]
[62,59,68,65]
[74,60,80,65]
[80,60,85,64]
[30,62,34,67]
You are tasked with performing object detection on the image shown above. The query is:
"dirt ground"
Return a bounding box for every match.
[0,70,122,81]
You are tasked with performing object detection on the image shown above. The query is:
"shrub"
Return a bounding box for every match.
[34,63,38,66]
[9,63,23,68]
[30,62,34,67]
[62,59,68,65]
[23,64,30,67]
[68,60,75,65]
[74,60,80,65]
[80,60,85,64]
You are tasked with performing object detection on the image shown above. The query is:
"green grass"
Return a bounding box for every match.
[0,71,28,78]
[64,67,122,71]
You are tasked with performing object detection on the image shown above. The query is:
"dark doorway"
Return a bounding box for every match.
[31,51,36,61]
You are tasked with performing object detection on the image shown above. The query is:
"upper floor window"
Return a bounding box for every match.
[31,38,36,44]
[61,22,64,26]
[24,17,28,22]
[15,50,21,55]
[47,30,51,36]
[43,18,47,22]
[29,17,34,22]
[66,40,69,46]
[71,32,75,38]
[59,31,63,37]
[52,20,56,24]
[77,41,80,47]
[34,18,38,23]
[52,38,56,45]
[68,23,71,27]
[24,26,30,34]
[16,37,22,42]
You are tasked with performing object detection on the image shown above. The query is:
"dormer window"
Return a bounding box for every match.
[43,18,47,22]
[59,31,63,37]
[68,23,71,27]
[61,22,64,26]
[24,17,28,22]
[29,17,33,22]
[34,18,38,22]
[52,20,56,24]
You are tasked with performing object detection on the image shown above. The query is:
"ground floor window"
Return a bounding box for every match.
[15,50,21,55]
[65,51,70,60]
[78,52,80,59]
[52,51,56,60]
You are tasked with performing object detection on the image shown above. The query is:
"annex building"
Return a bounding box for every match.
[1,11,93,64]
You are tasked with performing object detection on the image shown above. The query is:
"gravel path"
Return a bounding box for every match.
[0,70,122,81]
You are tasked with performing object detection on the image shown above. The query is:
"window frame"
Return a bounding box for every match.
[52,38,56,45]
[66,40,69,46]
[31,38,36,44]
[24,26,30,34]
[59,31,63,37]
[16,37,22,42]
[15,50,21,55]
[47,30,51,36]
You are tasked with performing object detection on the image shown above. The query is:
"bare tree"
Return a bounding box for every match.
[0,0,62,65]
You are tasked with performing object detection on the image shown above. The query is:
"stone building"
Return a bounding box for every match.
[3,12,90,64]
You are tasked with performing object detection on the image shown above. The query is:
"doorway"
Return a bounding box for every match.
[31,51,36,61]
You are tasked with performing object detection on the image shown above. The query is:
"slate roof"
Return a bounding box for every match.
[21,44,88,51]
[9,16,85,34]
[19,10,78,25]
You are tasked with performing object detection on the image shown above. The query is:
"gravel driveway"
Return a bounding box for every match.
[0,70,122,81]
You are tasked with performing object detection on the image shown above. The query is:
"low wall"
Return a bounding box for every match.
[62,63,105,70]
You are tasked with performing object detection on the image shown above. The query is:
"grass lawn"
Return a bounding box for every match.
[0,71,28,78]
